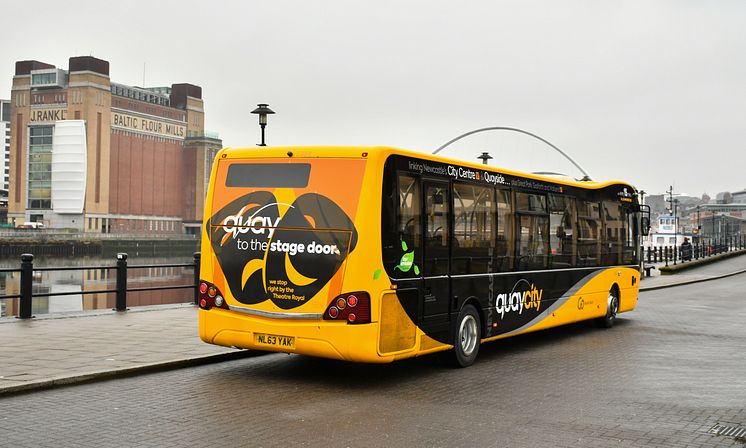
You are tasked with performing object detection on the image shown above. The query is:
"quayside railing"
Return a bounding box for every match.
[0,252,201,319]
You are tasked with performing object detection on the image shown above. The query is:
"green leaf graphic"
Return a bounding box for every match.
[373,269,382,280]
[401,240,408,251]
[397,251,414,272]
[413,265,420,275]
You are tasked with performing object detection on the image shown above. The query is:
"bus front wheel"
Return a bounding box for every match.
[596,287,619,328]
[449,304,481,367]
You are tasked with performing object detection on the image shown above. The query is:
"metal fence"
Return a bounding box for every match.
[0,252,201,319]
[643,236,746,266]
[0,230,200,240]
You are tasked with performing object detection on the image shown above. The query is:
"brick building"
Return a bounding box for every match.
[7,56,221,234]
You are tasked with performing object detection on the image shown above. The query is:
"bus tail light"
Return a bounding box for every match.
[324,292,370,324]
[198,280,229,311]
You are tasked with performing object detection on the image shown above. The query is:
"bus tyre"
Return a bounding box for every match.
[450,304,481,367]
[596,287,619,328]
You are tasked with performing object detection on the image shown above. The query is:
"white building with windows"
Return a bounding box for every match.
[643,214,692,248]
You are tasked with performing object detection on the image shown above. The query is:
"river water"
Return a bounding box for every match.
[0,254,196,318]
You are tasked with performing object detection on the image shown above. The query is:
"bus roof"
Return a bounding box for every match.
[217,145,636,192]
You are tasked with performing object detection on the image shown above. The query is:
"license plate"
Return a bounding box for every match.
[254,333,295,349]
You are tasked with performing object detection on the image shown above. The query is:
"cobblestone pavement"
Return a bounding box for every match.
[1,274,745,447]
[0,305,248,394]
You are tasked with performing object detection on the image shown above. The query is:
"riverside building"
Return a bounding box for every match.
[7,56,222,235]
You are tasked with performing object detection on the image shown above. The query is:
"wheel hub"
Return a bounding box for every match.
[460,315,478,356]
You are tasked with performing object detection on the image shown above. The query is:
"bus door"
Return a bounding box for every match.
[422,179,451,335]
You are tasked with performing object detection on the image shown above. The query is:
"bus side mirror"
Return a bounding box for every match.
[641,217,651,236]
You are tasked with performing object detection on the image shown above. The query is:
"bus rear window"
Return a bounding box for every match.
[225,163,311,188]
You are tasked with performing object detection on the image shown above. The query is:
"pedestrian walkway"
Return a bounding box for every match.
[640,252,746,291]
[0,304,256,395]
[2,252,746,396]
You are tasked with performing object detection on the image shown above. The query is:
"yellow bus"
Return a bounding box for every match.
[198,146,648,367]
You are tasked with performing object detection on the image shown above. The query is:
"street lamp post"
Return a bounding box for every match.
[673,198,678,264]
[666,186,674,263]
[251,103,275,146]
[697,205,702,258]
[712,213,716,254]
[638,189,647,254]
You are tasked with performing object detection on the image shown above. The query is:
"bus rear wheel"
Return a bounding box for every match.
[596,287,619,328]
[448,304,481,367]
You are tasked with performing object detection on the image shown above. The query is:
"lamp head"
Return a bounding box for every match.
[251,103,275,125]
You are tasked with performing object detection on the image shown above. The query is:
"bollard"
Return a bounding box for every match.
[193,252,201,305]
[673,245,677,265]
[19,253,34,319]
[115,253,128,312]
[664,246,669,267]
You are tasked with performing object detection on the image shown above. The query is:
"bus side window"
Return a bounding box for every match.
[495,189,514,271]
[577,200,601,266]
[602,201,623,265]
[382,173,422,277]
[399,175,422,275]
[622,206,637,265]
[453,183,494,274]
[515,192,548,271]
[424,182,449,276]
[549,194,577,268]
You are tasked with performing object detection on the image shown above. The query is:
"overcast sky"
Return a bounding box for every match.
[2,0,745,197]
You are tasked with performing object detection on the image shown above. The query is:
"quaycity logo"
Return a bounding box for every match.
[220,202,292,241]
[494,279,543,320]
[210,191,357,309]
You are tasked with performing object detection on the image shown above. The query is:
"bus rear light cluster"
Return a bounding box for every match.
[324,292,370,324]
[198,280,229,311]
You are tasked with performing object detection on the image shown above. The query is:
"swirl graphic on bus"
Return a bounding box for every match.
[210,191,357,309]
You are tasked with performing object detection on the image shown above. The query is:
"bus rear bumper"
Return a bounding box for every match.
[199,308,393,363]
